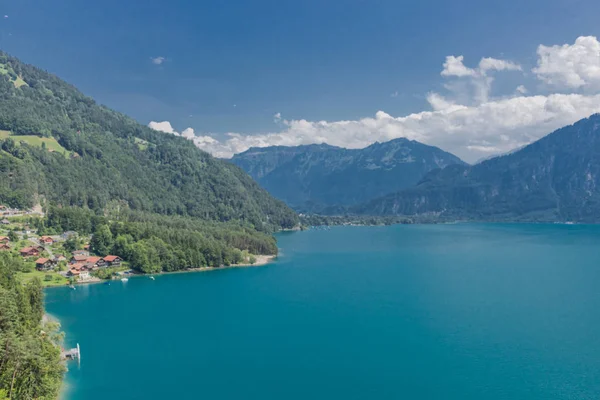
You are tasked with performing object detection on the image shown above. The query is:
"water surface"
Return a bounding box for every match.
[46,224,600,399]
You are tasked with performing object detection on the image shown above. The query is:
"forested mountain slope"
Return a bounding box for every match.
[0,51,297,231]
[355,114,600,222]
[230,139,465,213]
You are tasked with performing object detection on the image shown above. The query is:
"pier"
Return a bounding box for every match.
[61,343,81,364]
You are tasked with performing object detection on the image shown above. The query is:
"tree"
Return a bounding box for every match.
[63,236,79,253]
[90,224,113,256]
[7,230,17,242]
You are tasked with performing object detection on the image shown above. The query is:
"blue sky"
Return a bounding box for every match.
[2,0,600,161]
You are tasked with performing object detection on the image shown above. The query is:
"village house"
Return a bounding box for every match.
[40,236,55,245]
[0,236,9,244]
[83,244,90,251]
[67,267,81,277]
[35,258,56,271]
[85,256,107,268]
[0,243,10,251]
[0,219,9,225]
[71,255,88,263]
[103,255,122,267]
[79,270,91,281]
[20,246,44,257]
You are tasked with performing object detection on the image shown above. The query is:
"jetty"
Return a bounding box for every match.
[61,343,81,364]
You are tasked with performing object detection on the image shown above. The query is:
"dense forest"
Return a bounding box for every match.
[0,51,297,232]
[37,206,278,273]
[0,254,64,399]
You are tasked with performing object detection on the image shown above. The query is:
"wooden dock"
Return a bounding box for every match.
[61,343,81,364]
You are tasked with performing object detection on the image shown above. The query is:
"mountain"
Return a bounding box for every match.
[0,51,298,231]
[355,114,600,222]
[230,139,466,212]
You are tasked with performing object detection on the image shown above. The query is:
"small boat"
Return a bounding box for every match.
[121,278,128,282]
[103,281,111,285]
[69,285,76,290]
[149,276,155,280]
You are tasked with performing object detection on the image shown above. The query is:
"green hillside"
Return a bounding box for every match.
[0,50,297,231]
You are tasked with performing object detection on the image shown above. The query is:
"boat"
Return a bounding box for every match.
[149,276,155,280]
[69,285,76,290]
[121,278,128,282]
[103,281,111,285]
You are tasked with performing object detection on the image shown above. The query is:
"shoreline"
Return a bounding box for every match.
[44,255,277,289]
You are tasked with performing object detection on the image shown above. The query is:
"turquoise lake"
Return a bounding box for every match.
[46,224,600,399]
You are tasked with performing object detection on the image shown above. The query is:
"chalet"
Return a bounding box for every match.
[40,236,54,245]
[72,250,90,257]
[20,246,43,257]
[0,243,10,251]
[35,258,56,271]
[0,219,9,225]
[71,255,88,263]
[103,255,122,267]
[83,244,90,251]
[85,256,107,268]
[67,267,81,277]
[0,236,9,243]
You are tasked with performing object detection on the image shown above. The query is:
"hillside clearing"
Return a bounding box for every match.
[11,135,70,155]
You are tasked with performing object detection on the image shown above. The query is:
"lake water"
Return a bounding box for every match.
[46,224,600,400]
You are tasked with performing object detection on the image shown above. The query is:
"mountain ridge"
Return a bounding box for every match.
[354,114,600,222]
[231,137,467,213]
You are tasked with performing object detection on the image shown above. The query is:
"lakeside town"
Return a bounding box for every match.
[0,205,130,286]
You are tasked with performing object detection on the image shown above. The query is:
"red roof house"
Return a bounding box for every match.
[20,246,43,257]
[40,236,54,245]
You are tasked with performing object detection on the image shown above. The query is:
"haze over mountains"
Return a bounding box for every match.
[231,114,600,223]
[230,139,465,213]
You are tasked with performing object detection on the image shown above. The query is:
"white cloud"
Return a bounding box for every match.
[533,36,600,90]
[441,56,476,77]
[478,57,522,73]
[148,121,177,135]
[390,91,399,98]
[184,94,600,162]
[151,56,166,65]
[148,36,600,163]
[148,121,196,140]
[440,55,521,103]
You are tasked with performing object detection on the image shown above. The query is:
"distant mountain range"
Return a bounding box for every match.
[354,114,600,222]
[230,139,466,213]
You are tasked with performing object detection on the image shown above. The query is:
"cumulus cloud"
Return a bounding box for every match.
[148,121,177,134]
[441,55,522,103]
[148,36,600,163]
[533,36,600,90]
[151,56,166,65]
[179,95,600,162]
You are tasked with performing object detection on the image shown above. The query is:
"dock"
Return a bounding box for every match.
[61,343,81,364]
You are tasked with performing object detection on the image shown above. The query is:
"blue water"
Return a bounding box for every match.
[46,224,600,399]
